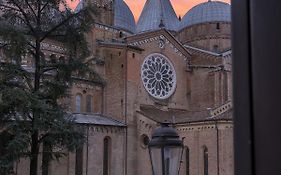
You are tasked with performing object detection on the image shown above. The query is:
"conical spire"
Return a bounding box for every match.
[114,0,136,33]
[137,0,180,33]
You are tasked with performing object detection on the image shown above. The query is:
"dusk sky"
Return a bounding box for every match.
[67,0,231,21]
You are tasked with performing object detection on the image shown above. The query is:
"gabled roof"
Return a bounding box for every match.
[126,29,191,59]
[184,44,232,57]
[137,104,232,124]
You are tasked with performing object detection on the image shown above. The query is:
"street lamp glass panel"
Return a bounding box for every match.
[150,146,182,175]
[164,146,182,175]
[150,147,162,175]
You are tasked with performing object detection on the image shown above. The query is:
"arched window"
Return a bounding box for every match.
[103,137,111,175]
[203,146,208,175]
[49,54,57,63]
[86,95,93,113]
[140,134,150,148]
[186,147,190,175]
[59,56,65,63]
[75,94,82,113]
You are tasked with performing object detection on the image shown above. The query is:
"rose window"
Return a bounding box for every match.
[141,53,176,100]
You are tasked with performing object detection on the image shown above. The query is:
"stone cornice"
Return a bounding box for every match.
[94,22,133,35]
[88,125,125,136]
[176,121,233,132]
[97,41,144,53]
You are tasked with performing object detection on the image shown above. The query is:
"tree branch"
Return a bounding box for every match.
[10,0,36,34]
[24,0,37,19]
[38,132,49,144]
[40,10,83,42]
[41,67,58,74]
[0,4,21,12]
[27,41,36,49]
[39,1,50,13]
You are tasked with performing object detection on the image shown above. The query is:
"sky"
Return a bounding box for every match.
[67,0,231,21]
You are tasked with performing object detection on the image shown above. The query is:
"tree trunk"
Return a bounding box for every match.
[29,36,41,175]
[30,131,39,175]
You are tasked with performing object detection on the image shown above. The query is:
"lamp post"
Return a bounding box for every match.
[148,122,184,175]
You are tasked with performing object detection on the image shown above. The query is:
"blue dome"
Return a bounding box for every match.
[74,0,83,13]
[114,0,136,33]
[137,0,180,33]
[74,0,136,33]
[180,1,231,30]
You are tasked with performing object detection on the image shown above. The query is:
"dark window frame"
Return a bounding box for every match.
[86,95,93,113]
[103,137,111,175]
[203,146,208,175]
[75,147,84,175]
[185,147,190,175]
[75,94,82,113]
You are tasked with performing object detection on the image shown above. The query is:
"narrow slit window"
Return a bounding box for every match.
[203,146,208,175]
[76,94,82,113]
[216,23,220,30]
[186,147,190,175]
[86,95,93,113]
[103,137,111,175]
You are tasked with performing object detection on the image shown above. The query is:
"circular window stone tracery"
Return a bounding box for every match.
[141,53,176,100]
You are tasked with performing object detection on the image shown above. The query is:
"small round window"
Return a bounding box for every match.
[140,134,150,148]
[141,53,177,100]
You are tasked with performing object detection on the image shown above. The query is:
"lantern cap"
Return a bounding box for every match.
[148,121,183,147]
[152,122,178,137]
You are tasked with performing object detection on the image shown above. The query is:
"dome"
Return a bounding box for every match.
[74,0,83,13]
[74,0,136,33]
[114,0,136,33]
[137,0,180,33]
[180,1,231,30]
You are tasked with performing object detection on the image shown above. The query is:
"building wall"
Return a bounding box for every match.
[124,30,233,175]
[177,121,234,175]
[135,113,157,175]
[86,126,126,175]
[125,35,190,175]
[102,47,126,121]
[178,22,231,52]
[70,83,103,114]
[127,36,191,111]
[5,15,234,175]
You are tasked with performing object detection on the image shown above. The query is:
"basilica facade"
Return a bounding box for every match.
[15,0,233,175]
